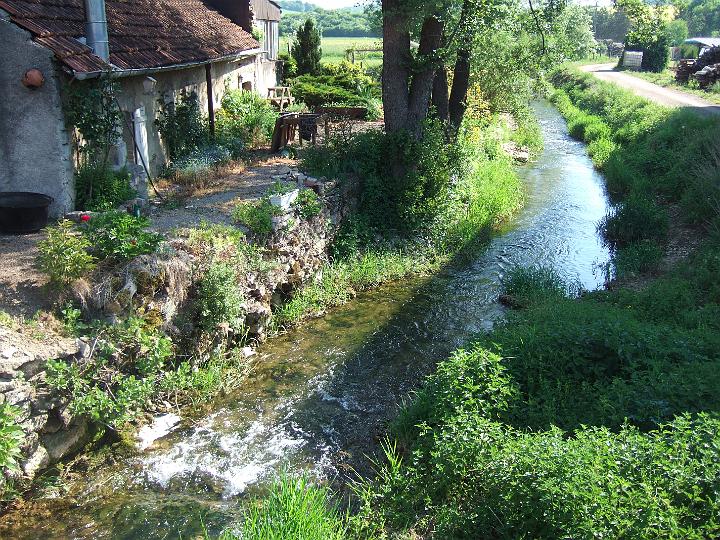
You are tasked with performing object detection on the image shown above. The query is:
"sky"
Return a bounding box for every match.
[312,0,361,8]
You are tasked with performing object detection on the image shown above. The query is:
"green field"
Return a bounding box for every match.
[279,36,383,67]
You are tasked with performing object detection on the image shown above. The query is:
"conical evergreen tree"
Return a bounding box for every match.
[291,19,322,75]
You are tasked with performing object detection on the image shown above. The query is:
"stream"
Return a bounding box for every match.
[3,101,611,539]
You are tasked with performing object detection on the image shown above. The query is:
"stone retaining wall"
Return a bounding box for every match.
[0,173,357,491]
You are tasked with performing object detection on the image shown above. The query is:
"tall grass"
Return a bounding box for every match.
[220,474,347,540]
[272,249,429,330]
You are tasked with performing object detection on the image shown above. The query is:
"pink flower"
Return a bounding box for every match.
[81,214,91,222]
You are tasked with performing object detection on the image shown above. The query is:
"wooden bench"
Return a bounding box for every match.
[314,106,370,140]
[267,87,296,111]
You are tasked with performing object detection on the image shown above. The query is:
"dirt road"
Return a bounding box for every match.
[580,63,720,116]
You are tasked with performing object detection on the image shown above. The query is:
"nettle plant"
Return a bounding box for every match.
[47,317,173,428]
[37,220,96,287]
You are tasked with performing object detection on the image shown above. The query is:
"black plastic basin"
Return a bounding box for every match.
[0,192,54,234]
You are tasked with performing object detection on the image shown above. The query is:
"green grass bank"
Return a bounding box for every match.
[550,65,720,279]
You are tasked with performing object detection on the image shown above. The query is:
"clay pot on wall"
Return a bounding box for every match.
[22,69,45,89]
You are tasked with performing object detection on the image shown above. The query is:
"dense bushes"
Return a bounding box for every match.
[354,240,720,538]
[216,90,277,148]
[290,61,380,113]
[303,117,522,250]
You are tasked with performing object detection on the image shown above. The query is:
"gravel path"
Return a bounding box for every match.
[580,63,720,116]
[0,232,51,318]
[150,158,297,233]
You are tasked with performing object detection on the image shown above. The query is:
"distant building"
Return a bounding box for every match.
[0,0,281,216]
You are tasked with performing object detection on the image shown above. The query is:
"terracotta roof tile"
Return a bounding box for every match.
[0,0,260,74]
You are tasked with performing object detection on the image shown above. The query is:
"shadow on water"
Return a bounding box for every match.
[1,101,612,539]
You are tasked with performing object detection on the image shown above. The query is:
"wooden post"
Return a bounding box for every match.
[205,63,215,139]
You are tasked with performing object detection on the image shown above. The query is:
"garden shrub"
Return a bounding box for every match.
[37,220,96,286]
[290,76,364,108]
[232,199,281,236]
[82,211,162,260]
[75,163,135,211]
[290,61,379,109]
[216,90,278,148]
[294,188,322,219]
[197,262,245,336]
[155,92,208,160]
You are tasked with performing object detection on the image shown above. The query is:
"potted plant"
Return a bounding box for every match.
[268,181,299,211]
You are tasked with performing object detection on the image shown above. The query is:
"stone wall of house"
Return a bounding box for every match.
[0,10,75,217]
[115,54,277,176]
[1,174,355,490]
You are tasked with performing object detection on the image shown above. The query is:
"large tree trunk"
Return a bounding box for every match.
[448,48,471,132]
[432,68,450,123]
[407,14,444,137]
[382,0,411,134]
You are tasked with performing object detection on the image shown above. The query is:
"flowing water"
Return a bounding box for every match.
[2,101,611,539]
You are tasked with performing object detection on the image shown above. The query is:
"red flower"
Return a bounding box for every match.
[81,214,91,222]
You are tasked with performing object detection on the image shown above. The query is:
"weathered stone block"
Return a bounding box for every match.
[42,418,90,462]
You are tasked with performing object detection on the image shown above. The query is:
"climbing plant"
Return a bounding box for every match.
[63,74,122,165]
[63,74,134,211]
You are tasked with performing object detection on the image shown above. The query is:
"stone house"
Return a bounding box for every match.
[0,0,282,217]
